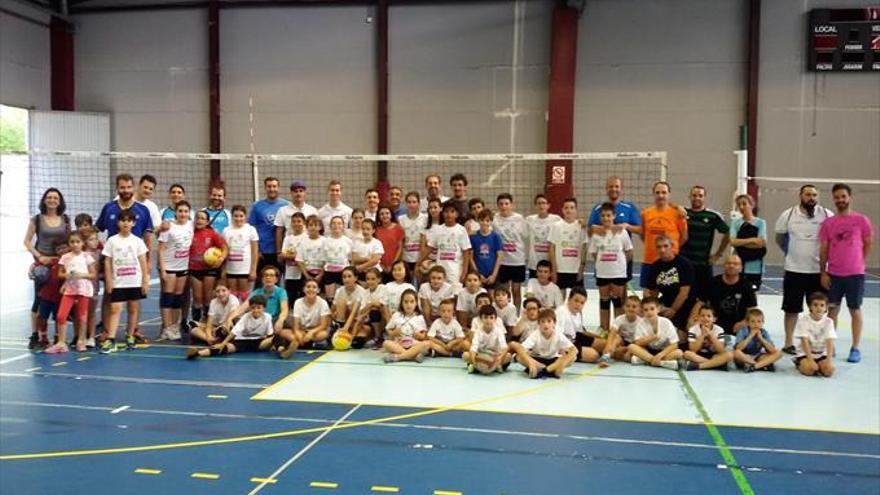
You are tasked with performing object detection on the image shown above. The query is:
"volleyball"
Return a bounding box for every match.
[203,247,223,267]
[473,350,499,375]
[332,331,352,351]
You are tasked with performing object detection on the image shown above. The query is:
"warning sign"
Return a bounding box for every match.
[551,166,566,184]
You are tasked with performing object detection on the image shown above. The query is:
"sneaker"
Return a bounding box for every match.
[743,363,755,373]
[759,363,776,372]
[847,347,861,363]
[28,333,39,351]
[541,368,561,379]
[37,338,50,351]
[598,355,612,368]
[782,345,796,355]
[185,347,200,360]
[99,339,115,354]
[44,343,69,354]
[76,342,87,352]
[383,354,399,363]
[467,363,476,374]
[86,337,96,349]
[167,325,182,341]
[630,355,645,365]
[660,360,679,370]
[133,331,149,345]
[125,335,137,351]
[156,327,170,341]
[685,360,700,371]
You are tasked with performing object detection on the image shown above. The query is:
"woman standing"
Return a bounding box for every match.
[375,206,404,282]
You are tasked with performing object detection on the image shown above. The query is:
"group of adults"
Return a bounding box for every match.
[25,171,873,362]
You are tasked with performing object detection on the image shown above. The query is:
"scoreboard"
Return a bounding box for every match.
[808,7,880,72]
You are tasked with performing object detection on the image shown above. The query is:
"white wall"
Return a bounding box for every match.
[0,6,51,109]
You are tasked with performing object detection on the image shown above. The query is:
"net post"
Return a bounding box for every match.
[732,149,748,220]
[251,153,259,204]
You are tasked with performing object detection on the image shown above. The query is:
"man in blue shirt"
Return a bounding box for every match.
[588,176,642,281]
[203,184,231,234]
[96,173,154,246]
[249,177,289,288]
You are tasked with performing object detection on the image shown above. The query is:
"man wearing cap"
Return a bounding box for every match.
[274,179,318,252]
[248,177,289,288]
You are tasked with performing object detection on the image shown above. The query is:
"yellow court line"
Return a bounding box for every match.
[250,352,333,400]
[76,357,91,362]
[133,468,161,475]
[310,481,339,488]
[0,366,604,461]
[249,477,277,484]
[371,486,400,493]
[191,472,220,480]
[434,490,463,495]
[206,395,228,399]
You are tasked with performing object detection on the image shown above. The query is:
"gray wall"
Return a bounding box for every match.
[0,5,50,109]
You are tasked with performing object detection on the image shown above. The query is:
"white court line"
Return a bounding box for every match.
[110,405,130,414]
[0,371,267,389]
[247,404,361,495]
[0,354,31,366]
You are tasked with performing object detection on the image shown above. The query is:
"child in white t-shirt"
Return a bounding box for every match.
[223,205,260,301]
[157,201,194,342]
[468,292,505,340]
[628,297,683,369]
[794,292,836,377]
[296,215,326,287]
[598,295,642,367]
[682,305,731,371]
[383,289,430,363]
[49,232,98,354]
[463,305,511,374]
[425,203,472,286]
[187,293,273,359]
[279,212,307,303]
[588,202,634,331]
[428,299,468,356]
[358,268,388,344]
[100,210,149,354]
[332,267,368,347]
[384,260,416,316]
[493,287,518,334]
[510,308,577,378]
[512,297,541,342]
[555,287,603,363]
[321,215,352,298]
[352,218,384,278]
[419,265,456,326]
[291,279,332,351]
[190,284,240,346]
[456,272,486,327]
[525,260,563,310]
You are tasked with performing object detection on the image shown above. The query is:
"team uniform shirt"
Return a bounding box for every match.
[548,220,587,274]
[470,230,503,278]
[455,287,487,315]
[526,213,562,270]
[96,201,154,238]
[59,252,96,297]
[362,284,388,311]
[465,218,480,235]
[526,279,564,309]
[158,222,194,272]
[687,323,725,352]
[494,303,519,328]
[102,234,148,289]
[292,297,331,329]
[735,328,774,356]
[419,282,456,316]
[383,281,416,314]
[322,235,353,273]
[470,325,508,354]
[818,213,874,277]
[641,206,687,264]
[730,217,767,275]
[708,275,757,333]
[398,213,427,263]
[207,295,240,326]
[249,198,290,254]
[469,315,507,335]
[385,312,427,347]
[317,202,353,232]
[189,228,226,271]
[793,314,837,357]
[161,206,193,223]
[645,256,694,310]
[516,318,540,342]
[281,232,308,280]
[588,200,642,229]
[522,329,574,359]
[611,314,642,344]
[333,284,368,311]
[774,205,833,273]
[493,213,528,266]
[250,286,288,322]
[272,202,316,237]
[428,223,471,283]
[203,207,231,235]
[588,230,633,279]
[352,237,385,271]
[375,224,404,270]
[295,236,326,275]
[223,224,259,275]
[634,317,679,351]
[681,209,729,266]
[555,305,585,341]
[419,195,450,213]
[423,223,442,261]
[428,318,465,343]
[232,312,274,340]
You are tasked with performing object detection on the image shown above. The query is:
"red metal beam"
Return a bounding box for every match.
[376,0,390,201]
[746,0,760,199]
[50,16,75,111]
[209,0,221,181]
[544,3,578,214]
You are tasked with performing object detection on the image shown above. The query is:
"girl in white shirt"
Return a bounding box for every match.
[384,260,416,315]
[383,289,431,363]
[398,192,426,281]
[322,215,353,298]
[418,197,443,285]
[357,268,388,344]
[291,278,332,351]
[158,201,194,341]
[352,219,384,279]
[345,208,365,242]
[332,267,369,348]
[223,205,260,303]
[296,215,326,289]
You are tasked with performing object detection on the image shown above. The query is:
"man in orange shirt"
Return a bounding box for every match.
[640,181,688,287]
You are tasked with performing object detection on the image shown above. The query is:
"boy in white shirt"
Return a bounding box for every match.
[682,305,731,371]
[424,203,472,286]
[468,292,505,339]
[510,308,577,378]
[794,292,836,377]
[628,297,683,369]
[456,272,487,327]
[493,287,519,334]
[548,197,587,296]
[555,287,603,363]
[187,294,273,359]
[428,299,468,357]
[525,193,561,278]
[419,265,456,326]
[588,202,634,330]
[100,210,149,353]
[463,305,511,374]
[493,193,529,310]
[511,297,541,342]
[279,212,308,303]
[190,284,240,346]
[525,260,563,310]
[598,295,642,367]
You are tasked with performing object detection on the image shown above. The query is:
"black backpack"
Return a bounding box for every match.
[735,221,767,262]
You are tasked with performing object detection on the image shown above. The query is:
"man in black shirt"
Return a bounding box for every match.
[690,254,758,335]
[644,235,694,334]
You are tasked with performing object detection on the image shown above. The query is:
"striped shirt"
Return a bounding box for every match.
[681,208,728,265]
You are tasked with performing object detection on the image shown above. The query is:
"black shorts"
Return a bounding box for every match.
[165,269,189,277]
[574,332,595,352]
[323,271,343,286]
[109,287,146,303]
[190,268,220,281]
[225,273,249,279]
[533,356,558,367]
[828,275,865,309]
[782,271,825,313]
[696,348,716,360]
[232,338,263,353]
[498,265,526,284]
[596,277,627,287]
[795,355,828,366]
[556,273,581,290]
[691,265,714,301]
[626,260,633,282]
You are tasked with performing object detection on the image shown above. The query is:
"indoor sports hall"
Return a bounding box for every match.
[1,2,878,495]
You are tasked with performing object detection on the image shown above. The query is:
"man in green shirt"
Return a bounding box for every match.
[681,186,730,301]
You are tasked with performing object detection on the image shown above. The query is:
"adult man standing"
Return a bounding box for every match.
[446,173,470,224]
[691,254,757,335]
[388,186,407,218]
[819,183,873,363]
[775,184,834,354]
[588,176,642,281]
[419,174,449,213]
[680,186,730,298]
[364,188,381,221]
[248,177,289,285]
[204,184,231,234]
[640,181,688,287]
[643,235,694,336]
[273,180,315,246]
[317,180,353,231]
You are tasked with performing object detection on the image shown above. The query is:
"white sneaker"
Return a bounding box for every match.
[85,337,96,348]
[660,360,679,370]
[631,356,645,365]
[167,324,182,341]
[156,327,170,341]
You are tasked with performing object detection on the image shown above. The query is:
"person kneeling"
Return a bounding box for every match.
[510,309,577,378]
[627,297,683,370]
[187,294,273,359]
[682,305,732,371]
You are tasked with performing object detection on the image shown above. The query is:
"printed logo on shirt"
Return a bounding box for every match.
[656,268,680,286]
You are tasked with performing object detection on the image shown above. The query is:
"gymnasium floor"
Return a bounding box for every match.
[1,267,878,495]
